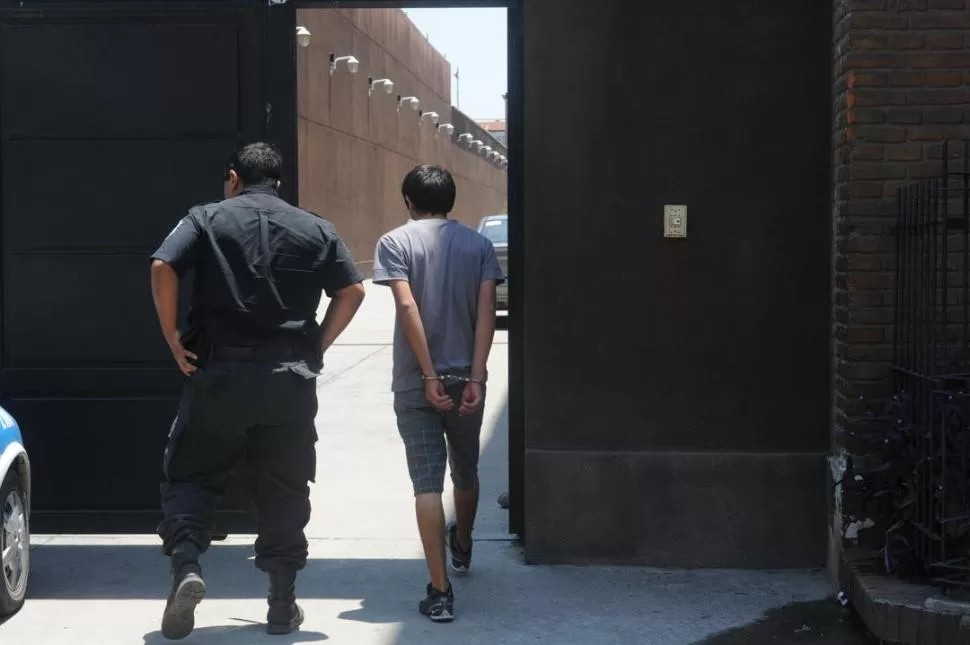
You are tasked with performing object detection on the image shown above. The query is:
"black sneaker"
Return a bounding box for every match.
[446,522,473,574]
[418,583,454,622]
[161,564,207,640]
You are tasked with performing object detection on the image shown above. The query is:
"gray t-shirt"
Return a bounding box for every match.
[373,218,506,392]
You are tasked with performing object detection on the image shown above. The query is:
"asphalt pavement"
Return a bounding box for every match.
[0,282,875,644]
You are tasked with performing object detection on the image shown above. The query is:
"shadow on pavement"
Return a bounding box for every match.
[26,544,427,601]
[689,600,876,644]
[143,624,328,645]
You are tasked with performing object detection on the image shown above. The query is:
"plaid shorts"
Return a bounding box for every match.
[394,381,486,495]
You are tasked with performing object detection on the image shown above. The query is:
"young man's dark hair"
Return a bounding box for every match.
[226,142,283,187]
[401,165,457,215]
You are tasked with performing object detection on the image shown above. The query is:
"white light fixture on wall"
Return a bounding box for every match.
[397,95,420,112]
[330,53,359,76]
[437,123,455,137]
[481,145,493,157]
[471,140,483,151]
[296,26,312,48]
[458,133,474,146]
[420,111,440,125]
[368,77,394,97]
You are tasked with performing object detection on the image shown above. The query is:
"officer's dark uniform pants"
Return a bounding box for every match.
[157,360,318,573]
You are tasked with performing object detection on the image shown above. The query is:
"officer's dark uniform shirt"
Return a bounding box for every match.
[151,185,362,349]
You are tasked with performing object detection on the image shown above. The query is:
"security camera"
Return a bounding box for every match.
[471,140,483,151]
[397,96,420,112]
[437,123,456,137]
[368,77,394,97]
[458,133,474,146]
[481,145,493,157]
[421,111,440,125]
[296,26,312,49]
[330,54,359,76]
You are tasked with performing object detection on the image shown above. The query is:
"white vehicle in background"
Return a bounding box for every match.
[0,405,30,617]
[477,214,508,310]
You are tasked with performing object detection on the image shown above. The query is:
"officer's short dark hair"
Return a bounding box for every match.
[401,165,456,215]
[226,142,282,187]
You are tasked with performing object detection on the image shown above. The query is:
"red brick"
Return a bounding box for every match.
[848,345,894,363]
[850,306,895,325]
[926,33,965,49]
[910,12,970,28]
[847,14,909,30]
[841,362,893,382]
[925,107,965,124]
[909,162,946,178]
[847,254,885,271]
[887,107,923,124]
[850,33,890,50]
[910,88,970,104]
[850,72,888,87]
[887,145,923,161]
[908,127,945,141]
[843,198,900,216]
[905,89,970,105]
[852,162,909,180]
[928,0,966,7]
[909,52,970,68]
[889,33,924,50]
[847,52,909,69]
[850,181,886,197]
[852,126,907,142]
[849,291,885,308]
[849,0,886,8]
[853,107,888,123]
[854,89,907,106]
[844,236,893,253]
[847,327,887,343]
[909,126,970,141]
[925,72,964,87]
[888,71,925,86]
[897,0,928,8]
[855,145,888,161]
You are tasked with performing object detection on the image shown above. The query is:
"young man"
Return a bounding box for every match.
[372,165,504,622]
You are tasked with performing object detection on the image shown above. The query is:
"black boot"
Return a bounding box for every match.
[266,568,304,635]
[161,542,207,640]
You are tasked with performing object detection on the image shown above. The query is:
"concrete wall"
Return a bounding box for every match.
[296,8,507,273]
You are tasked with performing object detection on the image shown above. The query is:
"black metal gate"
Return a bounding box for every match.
[893,140,970,587]
[0,1,296,532]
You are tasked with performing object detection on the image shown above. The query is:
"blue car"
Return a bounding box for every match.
[0,405,29,617]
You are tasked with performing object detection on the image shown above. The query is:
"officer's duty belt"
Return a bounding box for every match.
[210,343,302,362]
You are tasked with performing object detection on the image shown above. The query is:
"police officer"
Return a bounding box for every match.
[149,142,365,639]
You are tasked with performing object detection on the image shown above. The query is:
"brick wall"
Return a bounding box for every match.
[832,0,970,549]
